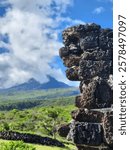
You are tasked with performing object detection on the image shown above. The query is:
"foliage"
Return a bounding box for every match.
[0,141,36,150]
[0,105,75,136]
[0,122,10,131]
[0,87,78,111]
[0,140,76,150]
[0,88,77,147]
[0,87,78,102]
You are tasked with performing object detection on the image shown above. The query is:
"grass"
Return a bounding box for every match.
[0,139,76,150]
[0,88,78,149]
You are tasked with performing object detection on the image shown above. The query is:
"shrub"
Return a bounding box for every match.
[0,141,36,150]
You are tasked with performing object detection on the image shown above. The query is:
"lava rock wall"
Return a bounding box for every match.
[0,131,64,147]
[59,23,113,150]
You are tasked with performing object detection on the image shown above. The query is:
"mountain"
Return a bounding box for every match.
[6,78,41,91]
[1,76,71,92]
[40,76,70,89]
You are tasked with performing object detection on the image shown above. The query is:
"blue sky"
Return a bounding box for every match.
[64,0,113,28]
[0,0,113,88]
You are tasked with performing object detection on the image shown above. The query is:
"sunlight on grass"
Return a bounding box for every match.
[0,139,76,150]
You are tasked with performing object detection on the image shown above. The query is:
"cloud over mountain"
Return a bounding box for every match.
[0,0,83,88]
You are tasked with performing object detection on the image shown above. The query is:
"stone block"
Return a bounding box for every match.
[76,78,113,109]
[71,108,104,123]
[99,29,113,49]
[79,59,112,80]
[62,55,81,67]
[57,124,70,138]
[72,122,103,146]
[66,66,79,81]
[59,47,69,58]
[80,34,99,49]
[81,49,112,61]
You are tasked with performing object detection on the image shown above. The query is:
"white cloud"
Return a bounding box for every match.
[93,7,105,14]
[0,0,81,88]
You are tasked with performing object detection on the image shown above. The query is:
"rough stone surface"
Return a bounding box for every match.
[59,23,113,150]
[66,66,79,81]
[62,55,81,67]
[77,145,113,150]
[57,124,70,138]
[0,131,64,147]
[76,79,113,109]
[77,145,99,150]
[81,77,113,109]
[79,59,112,80]
[71,109,104,123]
[103,111,113,146]
[75,95,82,108]
[72,122,103,146]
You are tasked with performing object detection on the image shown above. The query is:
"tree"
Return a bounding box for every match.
[0,122,10,131]
[42,108,63,139]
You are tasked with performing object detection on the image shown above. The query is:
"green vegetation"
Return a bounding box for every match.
[0,140,36,150]
[0,105,76,149]
[0,88,78,101]
[0,88,78,110]
[0,96,75,111]
[0,88,77,149]
[0,140,76,150]
[0,105,75,136]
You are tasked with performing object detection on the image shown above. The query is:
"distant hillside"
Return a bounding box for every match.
[0,87,79,110]
[0,76,71,92]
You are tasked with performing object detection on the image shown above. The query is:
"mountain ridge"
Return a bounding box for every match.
[0,76,71,92]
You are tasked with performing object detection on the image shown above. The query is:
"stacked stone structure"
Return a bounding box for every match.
[0,131,64,147]
[59,23,113,150]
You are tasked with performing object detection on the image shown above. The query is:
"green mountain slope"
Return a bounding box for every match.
[0,88,79,111]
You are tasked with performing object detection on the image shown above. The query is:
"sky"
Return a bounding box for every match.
[0,0,113,89]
